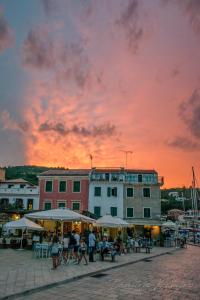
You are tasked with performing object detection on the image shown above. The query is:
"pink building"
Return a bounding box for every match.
[38,169,90,212]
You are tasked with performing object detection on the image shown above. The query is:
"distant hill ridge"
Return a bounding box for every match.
[4,165,67,185]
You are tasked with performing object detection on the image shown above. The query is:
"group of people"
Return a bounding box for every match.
[50,230,121,270]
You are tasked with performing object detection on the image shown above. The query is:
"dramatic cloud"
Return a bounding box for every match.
[166,136,200,151]
[22,27,55,70]
[0,110,29,133]
[38,121,116,137]
[179,89,200,140]
[116,0,143,53]
[163,0,200,34]
[0,8,14,53]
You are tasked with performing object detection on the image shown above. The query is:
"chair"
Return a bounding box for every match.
[34,243,42,258]
[41,243,49,258]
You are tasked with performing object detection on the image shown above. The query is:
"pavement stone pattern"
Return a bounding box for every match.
[14,245,200,300]
[0,247,175,299]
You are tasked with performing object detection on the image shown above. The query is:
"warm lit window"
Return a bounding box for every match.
[27,199,33,210]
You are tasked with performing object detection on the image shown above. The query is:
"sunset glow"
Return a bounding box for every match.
[0,0,200,187]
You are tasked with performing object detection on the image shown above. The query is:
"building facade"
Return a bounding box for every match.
[0,179,39,211]
[38,169,90,212]
[89,168,124,218]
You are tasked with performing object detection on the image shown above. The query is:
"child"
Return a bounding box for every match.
[78,238,88,265]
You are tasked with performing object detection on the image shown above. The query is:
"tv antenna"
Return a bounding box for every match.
[120,150,133,169]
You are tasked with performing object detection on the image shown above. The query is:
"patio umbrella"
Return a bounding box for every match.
[25,208,95,222]
[161,220,176,228]
[93,215,128,228]
[3,217,43,249]
[26,208,95,238]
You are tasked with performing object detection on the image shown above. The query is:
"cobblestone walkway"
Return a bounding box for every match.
[0,247,175,299]
[14,245,200,300]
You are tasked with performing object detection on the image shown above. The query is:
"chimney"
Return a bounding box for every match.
[0,168,5,182]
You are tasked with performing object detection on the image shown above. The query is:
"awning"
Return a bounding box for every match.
[25,208,95,223]
[3,217,43,231]
[94,215,129,228]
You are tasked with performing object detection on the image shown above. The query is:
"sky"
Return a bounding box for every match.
[0,0,200,188]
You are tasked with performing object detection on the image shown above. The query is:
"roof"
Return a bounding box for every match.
[0,178,33,185]
[92,168,157,174]
[38,169,91,177]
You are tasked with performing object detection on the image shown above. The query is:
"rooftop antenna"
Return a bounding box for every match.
[89,154,93,169]
[120,150,133,169]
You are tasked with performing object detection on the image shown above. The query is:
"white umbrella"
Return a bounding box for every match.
[3,217,43,231]
[162,220,176,228]
[3,217,43,250]
[94,215,128,228]
[25,208,95,222]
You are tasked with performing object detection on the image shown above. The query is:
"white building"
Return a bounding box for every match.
[89,168,124,218]
[0,178,39,211]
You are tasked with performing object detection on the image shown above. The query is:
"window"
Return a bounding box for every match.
[44,202,51,210]
[94,206,101,217]
[138,174,142,182]
[72,202,80,211]
[127,207,134,218]
[73,181,80,192]
[143,187,151,198]
[15,199,23,209]
[105,173,109,181]
[127,187,134,197]
[94,187,101,196]
[27,199,33,210]
[8,184,14,188]
[45,181,53,192]
[58,202,66,208]
[144,208,151,218]
[110,207,117,216]
[20,184,26,189]
[59,181,66,192]
[112,187,117,197]
[107,187,117,197]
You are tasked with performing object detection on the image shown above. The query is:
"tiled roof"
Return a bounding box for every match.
[38,169,91,176]
[0,178,30,184]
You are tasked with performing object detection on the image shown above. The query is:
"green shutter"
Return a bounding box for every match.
[144,208,151,218]
[73,202,80,211]
[45,181,52,192]
[127,208,133,218]
[94,187,101,196]
[107,187,111,197]
[110,207,117,216]
[58,202,65,208]
[143,188,150,197]
[127,188,133,197]
[45,202,51,210]
[73,181,80,192]
[94,206,101,217]
[59,181,66,192]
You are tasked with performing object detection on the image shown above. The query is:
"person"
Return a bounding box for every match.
[99,236,111,261]
[78,238,88,265]
[62,233,70,264]
[51,234,59,269]
[88,231,96,262]
[73,230,80,262]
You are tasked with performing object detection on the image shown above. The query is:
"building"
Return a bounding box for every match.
[38,169,90,212]
[89,168,125,218]
[89,167,164,239]
[0,168,5,182]
[0,178,39,211]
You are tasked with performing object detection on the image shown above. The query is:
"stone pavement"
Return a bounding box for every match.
[0,247,176,299]
[13,245,199,300]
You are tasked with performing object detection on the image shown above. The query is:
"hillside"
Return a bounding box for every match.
[5,165,66,185]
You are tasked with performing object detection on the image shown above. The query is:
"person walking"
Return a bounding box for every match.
[78,238,88,265]
[62,232,70,264]
[88,230,96,262]
[51,234,59,270]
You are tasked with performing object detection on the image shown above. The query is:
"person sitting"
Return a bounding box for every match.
[99,236,116,261]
